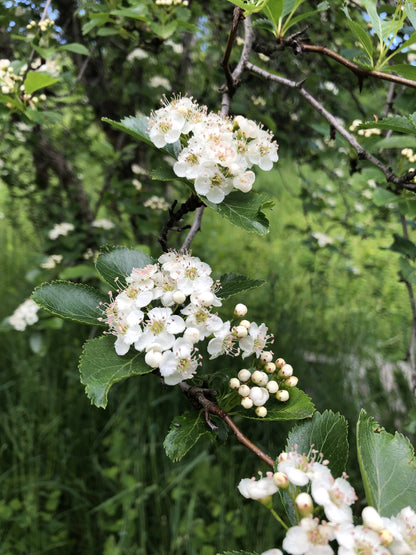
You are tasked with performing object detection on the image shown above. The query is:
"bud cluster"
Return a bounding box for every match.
[0,59,47,106]
[8,298,40,331]
[147,95,279,204]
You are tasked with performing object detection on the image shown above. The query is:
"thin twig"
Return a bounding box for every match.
[221,7,245,99]
[180,206,205,253]
[179,382,274,467]
[158,194,205,252]
[245,61,416,192]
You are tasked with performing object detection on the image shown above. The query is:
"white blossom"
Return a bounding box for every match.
[238,473,278,501]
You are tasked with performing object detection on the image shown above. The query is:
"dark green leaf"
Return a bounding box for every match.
[372,188,399,207]
[399,257,416,284]
[358,113,416,135]
[82,14,111,35]
[32,281,107,326]
[58,43,89,56]
[151,167,178,181]
[344,16,373,65]
[357,410,416,515]
[239,388,315,421]
[24,72,59,95]
[96,247,154,289]
[79,335,152,408]
[385,233,416,259]
[286,411,349,477]
[218,273,265,300]
[163,413,211,462]
[373,135,416,149]
[110,6,148,19]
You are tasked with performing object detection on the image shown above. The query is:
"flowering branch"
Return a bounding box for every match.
[178,382,275,467]
[245,61,416,193]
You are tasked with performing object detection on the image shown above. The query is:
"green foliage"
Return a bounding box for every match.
[219,273,265,299]
[95,247,154,289]
[357,410,416,516]
[164,412,212,462]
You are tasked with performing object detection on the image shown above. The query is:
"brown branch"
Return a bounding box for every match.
[180,206,205,253]
[300,44,416,91]
[158,194,205,252]
[221,7,245,99]
[245,61,416,193]
[179,382,274,467]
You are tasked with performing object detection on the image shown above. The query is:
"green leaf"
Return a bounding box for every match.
[383,63,416,82]
[286,411,349,477]
[385,233,416,259]
[79,335,152,408]
[163,412,212,462]
[373,135,416,149]
[372,188,399,207]
[358,113,416,135]
[217,552,259,555]
[58,43,89,56]
[361,0,383,41]
[399,257,416,284]
[357,410,416,515]
[150,167,178,181]
[32,281,107,326]
[82,14,111,35]
[405,1,416,29]
[96,247,153,289]
[205,191,273,236]
[110,6,148,20]
[344,13,373,65]
[218,273,265,300]
[102,116,181,158]
[24,72,59,95]
[239,388,315,421]
[32,45,55,60]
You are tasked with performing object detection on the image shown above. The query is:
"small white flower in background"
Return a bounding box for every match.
[238,472,279,501]
[143,195,170,211]
[91,218,115,230]
[8,299,40,331]
[283,516,335,555]
[41,254,63,269]
[127,48,149,61]
[149,76,171,90]
[48,222,74,240]
[311,232,333,248]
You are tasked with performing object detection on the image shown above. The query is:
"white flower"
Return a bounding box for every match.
[335,523,390,554]
[181,304,223,340]
[239,322,271,359]
[238,473,278,500]
[48,222,74,239]
[383,506,416,554]
[261,550,283,555]
[207,321,235,359]
[91,218,115,230]
[249,386,269,406]
[311,474,357,524]
[159,338,199,385]
[8,299,40,331]
[135,307,185,352]
[283,517,335,555]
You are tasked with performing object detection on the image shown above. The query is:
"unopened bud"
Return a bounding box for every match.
[238,384,250,397]
[172,290,186,304]
[238,369,251,382]
[276,390,289,402]
[240,319,251,329]
[241,396,253,409]
[264,362,276,374]
[229,378,240,390]
[260,351,273,363]
[362,506,384,532]
[266,380,279,393]
[199,291,214,306]
[295,493,314,516]
[273,472,289,489]
[249,386,269,406]
[255,406,267,418]
[183,327,200,344]
[379,529,393,546]
[234,303,248,317]
[279,363,293,378]
[275,358,286,368]
[145,350,162,368]
[252,370,268,386]
[234,325,248,338]
[285,376,298,388]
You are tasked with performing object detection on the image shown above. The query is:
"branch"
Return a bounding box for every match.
[180,206,205,253]
[221,7,245,100]
[179,382,274,467]
[158,194,205,252]
[245,61,416,193]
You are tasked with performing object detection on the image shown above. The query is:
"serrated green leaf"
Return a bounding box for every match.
[95,247,154,289]
[384,63,416,82]
[374,135,416,149]
[163,413,211,462]
[358,113,416,135]
[32,281,107,326]
[205,191,273,236]
[362,0,383,41]
[286,411,348,477]
[239,388,315,421]
[102,116,181,158]
[151,167,178,181]
[385,233,416,259]
[218,273,265,300]
[399,257,416,284]
[344,16,373,65]
[79,335,152,408]
[24,72,59,95]
[357,410,416,515]
[372,188,399,207]
[58,43,89,56]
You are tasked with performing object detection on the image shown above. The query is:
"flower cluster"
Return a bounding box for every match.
[41,254,63,269]
[147,95,279,204]
[8,298,40,331]
[349,119,381,138]
[401,148,416,164]
[26,18,54,32]
[91,219,115,230]
[48,222,74,240]
[239,446,416,555]
[0,59,24,96]
[102,252,293,408]
[143,195,170,211]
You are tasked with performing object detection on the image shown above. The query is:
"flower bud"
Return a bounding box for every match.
[273,472,289,489]
[285,376,298,388]
[240,319,251,329]
[252,370,268,386]
[229,378,240,390]
[276,390,289,402]
[172,290,186,304]
[234,325,248,338]
[260,351,273,363]
[234,303,248,317]
[275,358,286,369]
[238,369,251,382]
[295,493,314,516]
[183,327,200,344]
[266,380,279,393]
[255,406,267,418]
[145,350,162,368]
[249,386,269,406]
[362,507,384,532]
[379,529,393,546]
[238,384,250,397]
[241,396,253,409]
[279,364,293,378]
[264,362,276,374]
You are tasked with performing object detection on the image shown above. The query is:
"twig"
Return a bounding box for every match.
[179,382,274,467]
[158,194,205,252]
[400,214,416,395]
[221,7,245,99]
[180,206,205,253]
[245,61,416,192]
